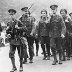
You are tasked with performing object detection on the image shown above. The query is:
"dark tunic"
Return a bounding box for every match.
[6,19,22,45]
[19,15,35,37]
[50,15,66,38]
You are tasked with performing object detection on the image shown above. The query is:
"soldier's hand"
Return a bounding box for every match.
[30,33,33,36]
[44,20,48,23]
[23,32,25,36]
[35,34,38,38]
[61,34,65,38]
[15,24,19,29]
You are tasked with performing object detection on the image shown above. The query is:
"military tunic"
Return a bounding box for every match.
[6,19,24,58]
[62,16,72,58]
[50,15,66,50]
[19,15,35,60]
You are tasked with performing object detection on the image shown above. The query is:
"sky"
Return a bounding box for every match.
[0,0,72,22]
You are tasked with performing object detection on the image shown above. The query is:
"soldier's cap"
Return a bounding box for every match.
[69,12,72,16]
[8,9,16,14]
[60,9,67,14]
[21,7,28,11]
[50,5,58,10]
[41,9,47,14]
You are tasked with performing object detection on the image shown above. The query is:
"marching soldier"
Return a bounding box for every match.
[50,5,66,65]
[37,9,50,60]
[19,7,35,63]
[69,12,72,20]
[60,9,72,60]
[6,9,24,71]
[69,12,72,56]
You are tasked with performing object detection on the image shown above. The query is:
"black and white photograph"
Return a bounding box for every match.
[0,0,72,72]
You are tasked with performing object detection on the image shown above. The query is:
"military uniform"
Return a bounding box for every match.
[50,5,66,65]
[20,7,35,63]
[6,9,24,71]
[69,13,72,56]
[61,13,72,60]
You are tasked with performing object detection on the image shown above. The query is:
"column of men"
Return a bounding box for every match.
[6,4,72,72]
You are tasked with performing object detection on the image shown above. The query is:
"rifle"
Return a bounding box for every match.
[28,3,34,10]
[8,19,20,41]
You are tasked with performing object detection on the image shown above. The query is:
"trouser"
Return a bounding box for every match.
[61,37,66,60]
[27,36,34,60]
[21,44,28,61]
[21,37,28,61]
[65,35,71,57]
[9,45,23,68]
[50,37,62,61]
[41,36,50,57]
[70,37,72,54]
[34,38,39,54]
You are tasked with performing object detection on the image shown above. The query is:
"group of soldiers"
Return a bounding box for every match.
[6,4,72,72]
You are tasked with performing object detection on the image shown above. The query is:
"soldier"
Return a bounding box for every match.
[37,9,50,60]
[6,9,24,72]
[69,12,72,56]
[19,7,35,63]
[19,7,28,64]
[50,5,66,65]
[60,9,72,60]
[69,12,72,20]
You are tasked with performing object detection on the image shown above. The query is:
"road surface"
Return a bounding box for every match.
[0,43,72,72]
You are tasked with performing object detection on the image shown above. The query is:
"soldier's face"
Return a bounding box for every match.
[52,9,57,14]
[70,14,72,19]
[41,12,47,17]
[60,11,66,17]
[23,10,29,16]
[10,15,14,19]
[9,11,15,15]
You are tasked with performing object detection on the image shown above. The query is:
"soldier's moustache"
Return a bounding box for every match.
[25,15,28,17]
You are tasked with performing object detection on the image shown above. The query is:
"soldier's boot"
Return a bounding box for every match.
[36,46,39,56]
[10,67,17,72]
[59,50,62,64]
[41,44,47,60]
[10,58,17,72]
[41,52,44,54]
[23,59,27,64]
[46,44,50,60]
[67,52,70,60]
[29,58,33,63]
[52,55,58,65]
[62,49,66,61]
[32,46,35,56]
[62,56,66,61]
[19,67,23,71]
[67,57,70,60]
[29,45,34,63]
[52,51,58,65]
[43,53,47,60]
[46,56,50,60]
[23,48,27,64]
[62,52,66,61]
[20,58,23,71]
[36,51,38,56]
